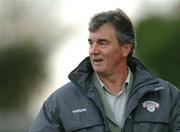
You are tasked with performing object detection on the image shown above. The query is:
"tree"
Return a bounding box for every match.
[0,0,69,110]
[135,12,180,88]
[0,41,45,110]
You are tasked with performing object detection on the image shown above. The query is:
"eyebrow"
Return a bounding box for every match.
[98,39,109,42]
[88,38,110,43]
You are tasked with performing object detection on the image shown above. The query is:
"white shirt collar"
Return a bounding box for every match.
[95,67,132,95]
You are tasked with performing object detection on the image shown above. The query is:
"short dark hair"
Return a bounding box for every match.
[88,9,136,57]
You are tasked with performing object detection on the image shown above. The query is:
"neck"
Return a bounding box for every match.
[98,64,129,95]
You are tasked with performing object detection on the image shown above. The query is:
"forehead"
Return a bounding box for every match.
[88,23,117,39]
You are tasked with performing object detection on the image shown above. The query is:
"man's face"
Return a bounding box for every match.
[88,23,130,76]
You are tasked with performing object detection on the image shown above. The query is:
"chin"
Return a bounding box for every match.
[93,66,106,73]
[93,68,100,72]
[94,70,105,75]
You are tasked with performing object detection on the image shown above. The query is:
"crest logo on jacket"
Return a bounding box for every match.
[142,101,160,112]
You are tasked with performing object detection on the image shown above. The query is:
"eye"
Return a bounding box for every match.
[100,40,109,47]
[88,39,93,45]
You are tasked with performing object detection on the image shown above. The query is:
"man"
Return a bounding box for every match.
[30,9,180,132]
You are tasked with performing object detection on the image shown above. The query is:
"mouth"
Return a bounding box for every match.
[93,58,104,63]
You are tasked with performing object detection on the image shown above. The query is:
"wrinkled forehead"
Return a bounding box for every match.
[89,22,118,36]
[88,23,118,42]
[89,23,116,35]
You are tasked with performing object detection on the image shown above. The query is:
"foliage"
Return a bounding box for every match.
[135,14,180,88]
[0,41,45,111]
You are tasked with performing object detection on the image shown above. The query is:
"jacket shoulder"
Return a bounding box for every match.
[157,78,179,92]
[46,82,82,104]
[157,78,180,104]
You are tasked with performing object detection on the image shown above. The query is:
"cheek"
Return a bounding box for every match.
[107,48,122,59]
[89,47,92,55]
[109,52,123,64]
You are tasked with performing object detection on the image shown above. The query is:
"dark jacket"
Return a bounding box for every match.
[29,57,180,132]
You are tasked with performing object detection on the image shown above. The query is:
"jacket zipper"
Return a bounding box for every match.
[87,91,110,132]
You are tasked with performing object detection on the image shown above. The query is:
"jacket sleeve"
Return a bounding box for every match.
[29,100,64,132]
[170,90,180,132]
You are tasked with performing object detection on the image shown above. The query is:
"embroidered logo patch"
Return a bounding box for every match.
[142,101,160,112]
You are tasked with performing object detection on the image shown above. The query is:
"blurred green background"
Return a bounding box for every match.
[0,0,179,131]
[135,7,180,88]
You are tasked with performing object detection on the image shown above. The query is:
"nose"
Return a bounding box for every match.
[89,43,100,55]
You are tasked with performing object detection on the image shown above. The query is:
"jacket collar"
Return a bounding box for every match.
[69,57,159,90]
[68,57,93,91]
[127,57,161,96]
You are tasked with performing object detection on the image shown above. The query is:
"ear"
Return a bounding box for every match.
[121,43,132,57]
